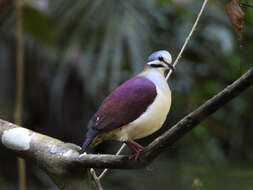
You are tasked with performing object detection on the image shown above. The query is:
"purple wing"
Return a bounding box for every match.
[89,76,157,132]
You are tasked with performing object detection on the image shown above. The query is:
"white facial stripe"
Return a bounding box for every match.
[147,60,169,68]
[147,60,160,66]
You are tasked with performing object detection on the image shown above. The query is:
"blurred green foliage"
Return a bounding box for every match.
[0,0,253,189]
[23,5,55,44]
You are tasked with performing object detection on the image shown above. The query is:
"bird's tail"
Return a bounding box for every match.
[80,128,99,153]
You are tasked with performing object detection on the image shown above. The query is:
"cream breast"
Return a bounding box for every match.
[114,68,171,141]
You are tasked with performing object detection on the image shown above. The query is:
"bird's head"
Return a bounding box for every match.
[146,50,174,72]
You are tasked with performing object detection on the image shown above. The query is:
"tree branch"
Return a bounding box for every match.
[1,67,253,174]
[142,67,253,162]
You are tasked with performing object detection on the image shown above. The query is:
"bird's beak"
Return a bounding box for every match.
[146,60,175,72]
[165,63,175,72]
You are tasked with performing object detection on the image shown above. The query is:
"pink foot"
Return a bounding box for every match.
[125,140,144,160]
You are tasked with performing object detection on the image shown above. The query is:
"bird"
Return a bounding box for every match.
[81,50,174,159]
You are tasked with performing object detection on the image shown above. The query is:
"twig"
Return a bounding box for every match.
[15,0,26,189]
[98,143,126,179]
[166,0,209,80]
[89,143,126,187]
[90,169,104,190]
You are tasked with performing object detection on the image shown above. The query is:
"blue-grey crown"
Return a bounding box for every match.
[147,50,171,62]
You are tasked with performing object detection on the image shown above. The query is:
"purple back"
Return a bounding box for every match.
[88,76,157,132]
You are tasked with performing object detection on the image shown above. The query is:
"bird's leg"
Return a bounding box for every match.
[125,140,144,160]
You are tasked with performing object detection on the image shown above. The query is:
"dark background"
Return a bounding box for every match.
[0,0,253,189]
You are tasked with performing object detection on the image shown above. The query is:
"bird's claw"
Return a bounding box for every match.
[129,150,142,160]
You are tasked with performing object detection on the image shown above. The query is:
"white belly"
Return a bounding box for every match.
[115,87,171,141]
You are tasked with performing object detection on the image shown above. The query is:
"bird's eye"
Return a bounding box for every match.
[158,56,164,62]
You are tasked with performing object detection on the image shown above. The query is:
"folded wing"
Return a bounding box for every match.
[89,76,157,132]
